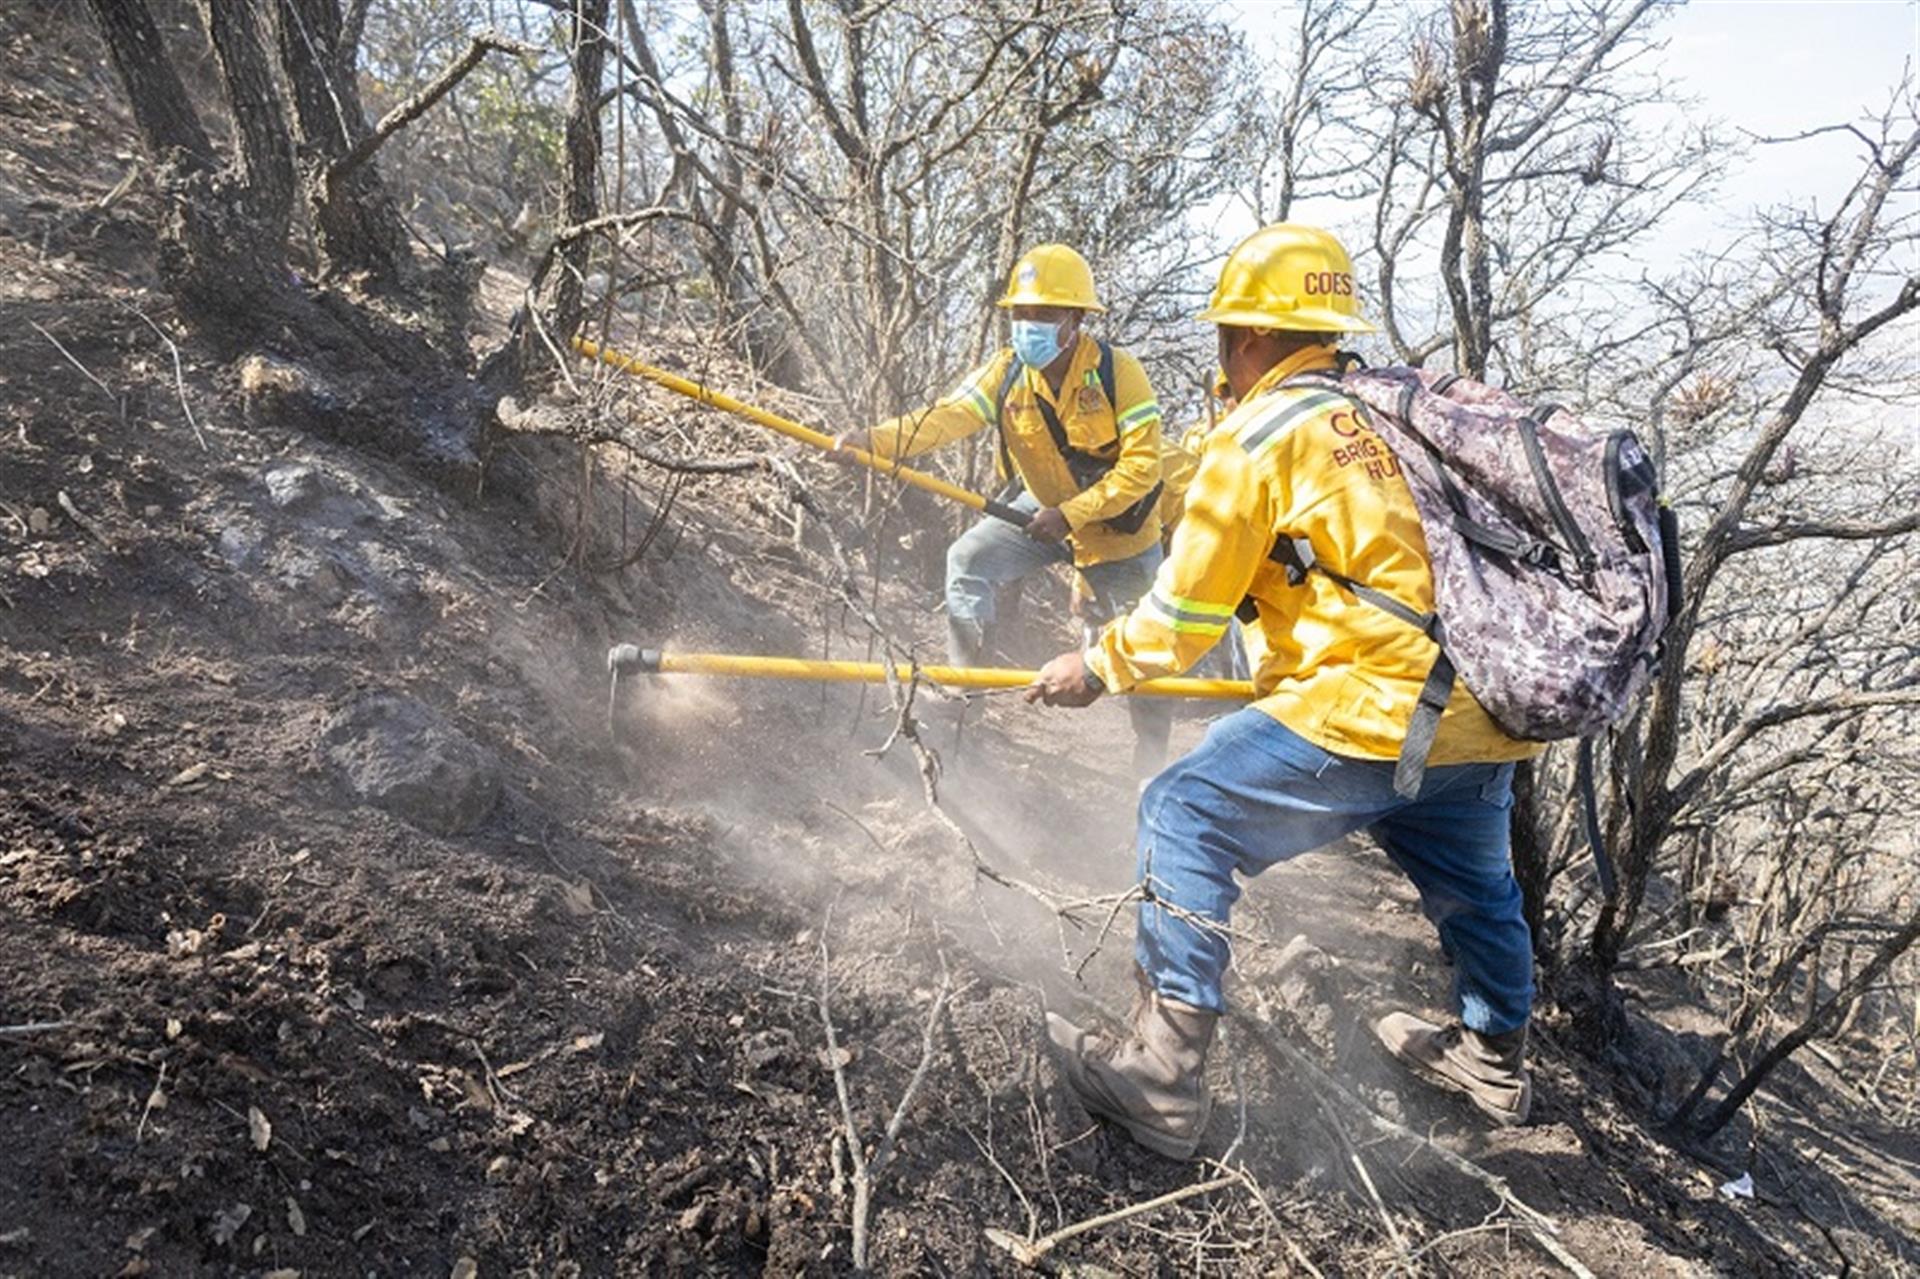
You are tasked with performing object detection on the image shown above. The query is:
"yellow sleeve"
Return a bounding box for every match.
[1087,432,1273,691]
[1058,351,1164,528]
[866,352,1006,462]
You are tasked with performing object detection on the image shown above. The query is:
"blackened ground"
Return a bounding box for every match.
[2,8,1916,1276]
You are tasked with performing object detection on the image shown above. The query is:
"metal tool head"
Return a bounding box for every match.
[607,643,664,675]
[605,644,665,741]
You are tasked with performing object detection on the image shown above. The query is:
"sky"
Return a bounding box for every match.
[1219,0,1919,260]
[1657,0,1918,252]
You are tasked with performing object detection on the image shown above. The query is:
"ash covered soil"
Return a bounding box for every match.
[3,11,1917,1277]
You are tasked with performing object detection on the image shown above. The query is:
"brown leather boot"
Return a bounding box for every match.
[1373,1012,1531,1126]
[1046,969,1217,1159]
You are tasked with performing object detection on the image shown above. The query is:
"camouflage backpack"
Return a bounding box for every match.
[1273,366,1683,885]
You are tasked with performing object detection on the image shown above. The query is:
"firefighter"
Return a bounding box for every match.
[1027,224,1542,1158]
[838,244,1172,774]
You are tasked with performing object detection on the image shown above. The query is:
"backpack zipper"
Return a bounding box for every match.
[1518,413,1595,572]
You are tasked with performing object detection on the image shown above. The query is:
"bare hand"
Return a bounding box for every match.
[1025,506,1071,544]
[1026,651,1103,707]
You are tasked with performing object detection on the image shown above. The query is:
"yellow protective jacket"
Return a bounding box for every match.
[1087,345,1540,765]
[1154,417,1213,537]
[865,334,1164,566]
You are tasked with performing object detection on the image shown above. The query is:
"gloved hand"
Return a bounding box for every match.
[1025,506,1071,544]
[827,431,870,466]
[1026,650,1104,707]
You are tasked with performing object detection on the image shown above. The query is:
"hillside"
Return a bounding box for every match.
[2,6,1917,1277]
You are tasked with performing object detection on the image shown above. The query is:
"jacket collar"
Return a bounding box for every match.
[1243,344,1340,402]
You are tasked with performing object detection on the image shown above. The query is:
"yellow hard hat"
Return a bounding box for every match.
[998,244,1105,313]
[1198,223,1377,333]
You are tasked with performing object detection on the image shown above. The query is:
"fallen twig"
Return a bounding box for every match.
[0,1020,74,1037]
[817,917,961,1272]
[29,321,121,413]
[1231,1010,1594,1278]
[57,491,114,550]
[496,395,761,474]
[119,305,206,451]
[136,1062,166,1143]
[1203,1158,1326,1278]
[985,1173,1239,1267]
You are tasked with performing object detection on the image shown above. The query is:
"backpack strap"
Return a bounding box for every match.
[1267,535,1451,798]
[996,340,1162,535]
[1576,736,1617,897]
[993,354,1024,494]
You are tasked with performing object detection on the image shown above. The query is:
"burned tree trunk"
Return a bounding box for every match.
[89,0,298,332]
[274,0,414,288]
[551,0,611,353]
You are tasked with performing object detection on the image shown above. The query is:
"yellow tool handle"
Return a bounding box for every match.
[574,337,1029,527]
[609,646,1254,701]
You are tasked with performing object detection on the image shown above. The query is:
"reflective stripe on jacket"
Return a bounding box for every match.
[866,334,1164,566]
[1086,344,1540,765]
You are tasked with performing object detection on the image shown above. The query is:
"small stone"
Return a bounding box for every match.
[485,1155,514,1183]
[318,693,499,836]
[27,507,53,534]
[262,463,322,510]
[216,522,264,567]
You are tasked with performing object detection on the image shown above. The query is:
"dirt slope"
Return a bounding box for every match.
[3,8,1915,1277]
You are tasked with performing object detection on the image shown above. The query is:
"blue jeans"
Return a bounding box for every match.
[1135,709,1532,1033]
[944,492,1163,630]
[946,492,1170,768]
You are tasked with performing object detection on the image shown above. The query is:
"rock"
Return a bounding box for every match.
[27,506,53,535]
[319,693,499,835]
[269,545,352,608]
[216,519,265,567]
[262,463,322,509]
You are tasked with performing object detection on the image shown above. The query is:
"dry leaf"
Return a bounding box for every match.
[163,762,210,788]
[210,1202,251,1247]
[264,1271,300,1279]
[286,1196,306,1237]
[247,1105,271,1152]
[571,1032,604,1053]
[451,1259,479,1279]
[453,1070,493,1113]
[164,1018,182,1040]
[494,1060,532,1079]
[116,1261,150,1278]
[816,1045,855,1071]
[558,879,595,918]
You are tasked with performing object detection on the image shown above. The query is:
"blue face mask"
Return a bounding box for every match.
[1010,319,1068,369]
